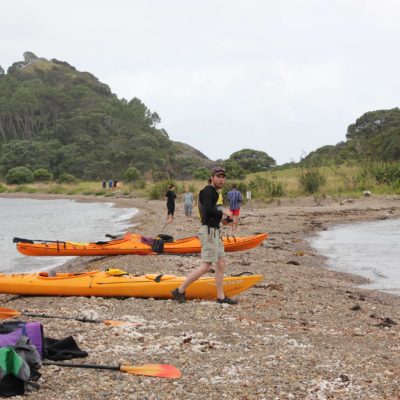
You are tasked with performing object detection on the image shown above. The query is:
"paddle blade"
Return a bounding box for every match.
[102,320,143,327]
[120,364,182,379]
[0,307,21,320]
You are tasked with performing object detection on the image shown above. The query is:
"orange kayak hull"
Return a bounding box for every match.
[16,233,268,257]
[0,270,263,299]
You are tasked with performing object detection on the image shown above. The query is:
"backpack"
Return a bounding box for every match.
[0,321,44,359]
[0,322,43,397]
[0,347,31,397]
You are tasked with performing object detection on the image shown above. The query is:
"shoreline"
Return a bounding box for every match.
[1,193,400,398]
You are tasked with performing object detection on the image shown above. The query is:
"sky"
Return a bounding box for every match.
[2,0,400,165]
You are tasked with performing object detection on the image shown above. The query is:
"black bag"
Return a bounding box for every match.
[151,238,164,254]
[156,234,174,242]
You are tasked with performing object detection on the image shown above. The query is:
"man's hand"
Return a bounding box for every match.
[222,216,233,225]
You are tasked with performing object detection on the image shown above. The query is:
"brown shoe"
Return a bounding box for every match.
[171,288,186,303]
[217,297,238,305]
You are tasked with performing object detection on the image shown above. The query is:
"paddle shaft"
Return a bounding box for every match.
[43,361,119,371]
[13,237,66,244]
[22,312,102,324]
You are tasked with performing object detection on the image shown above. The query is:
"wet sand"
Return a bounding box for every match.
[1,193,400,399]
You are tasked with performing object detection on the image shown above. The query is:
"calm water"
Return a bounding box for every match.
[311,218,400,296]
[0,198,138,273]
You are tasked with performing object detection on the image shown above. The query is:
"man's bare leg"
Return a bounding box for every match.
[215,257,226,299]
[178,262,212,293]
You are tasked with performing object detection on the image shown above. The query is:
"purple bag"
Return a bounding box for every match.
[0,321,44,358]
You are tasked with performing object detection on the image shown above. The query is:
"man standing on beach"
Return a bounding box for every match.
[227,184,243,234]
[171,167,237,305]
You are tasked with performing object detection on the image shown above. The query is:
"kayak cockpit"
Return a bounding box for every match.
[37,270,100,279]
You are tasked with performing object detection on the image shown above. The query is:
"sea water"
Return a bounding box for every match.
[311,218,400,296]
[0,198,138,273]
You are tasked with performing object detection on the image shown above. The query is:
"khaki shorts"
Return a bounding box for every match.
[198,225,225,263]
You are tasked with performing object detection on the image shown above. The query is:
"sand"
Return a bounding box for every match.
[1,192,400,399]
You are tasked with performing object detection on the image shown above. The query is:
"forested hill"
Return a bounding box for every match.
[304,108,400,166]
[0,52,212,180]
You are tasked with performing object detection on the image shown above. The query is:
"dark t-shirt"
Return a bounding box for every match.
[198,185,223,228]
[165,190,176,205]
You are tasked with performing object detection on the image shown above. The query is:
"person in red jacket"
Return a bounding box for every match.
[171,167,237,305]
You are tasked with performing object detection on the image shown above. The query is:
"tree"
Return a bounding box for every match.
[193,167,210,181]
[0,53,213,180]
[0,141,52,174]
[23,52,39,64]
[229,149,276,172]
[222,159,246,179]
[124,166,140,182]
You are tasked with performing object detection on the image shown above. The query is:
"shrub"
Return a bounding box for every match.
[193,168,210,181]
[58,173,79,184]
[6,166,34,184]
[247,176,286,198]
[297,167,327,194]
[33,168,53,182]
[148,180,177,200]
[362,162,400,186]
[0,183,6,193]
[265,179,286,197]
[124,166,140,182]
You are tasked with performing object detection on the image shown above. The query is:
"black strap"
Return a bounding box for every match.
[231,271,253,277]
[154,275,163,283]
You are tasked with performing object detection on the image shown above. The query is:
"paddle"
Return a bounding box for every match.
[43,361,182,379]
[13,237,65,244]
[0,307,142,328]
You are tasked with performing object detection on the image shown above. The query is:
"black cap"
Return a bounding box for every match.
[211,167,226,176]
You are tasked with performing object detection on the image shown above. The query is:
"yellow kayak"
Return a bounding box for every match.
[0,270,263,299]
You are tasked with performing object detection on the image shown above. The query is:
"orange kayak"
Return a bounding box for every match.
[0,270,263,299]
[15,233,268,257]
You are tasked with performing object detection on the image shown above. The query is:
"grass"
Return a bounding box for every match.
[1,163,399,201]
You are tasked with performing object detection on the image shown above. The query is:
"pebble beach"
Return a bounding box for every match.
[1,193,400,400]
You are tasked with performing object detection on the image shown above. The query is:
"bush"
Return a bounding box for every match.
[297,167,327,194]
[193,168,210,181]
[148,180,176,200]
[360,161,400,186]
[247,176,286,198]
[0,183,6,193]
[6,166,34,184]
[58,173,79,184]
[124,166,140,182]
[33,168,53,182]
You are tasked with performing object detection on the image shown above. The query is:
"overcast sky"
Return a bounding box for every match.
[2,1,400,164]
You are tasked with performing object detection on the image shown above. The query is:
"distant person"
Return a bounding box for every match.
[165,185,177,224]
[182,186,194,218]
[102,180,106,189]
[108,179,113,190]
[113,179,118,190]
[227,184,243,234]
[171,167,237,305]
